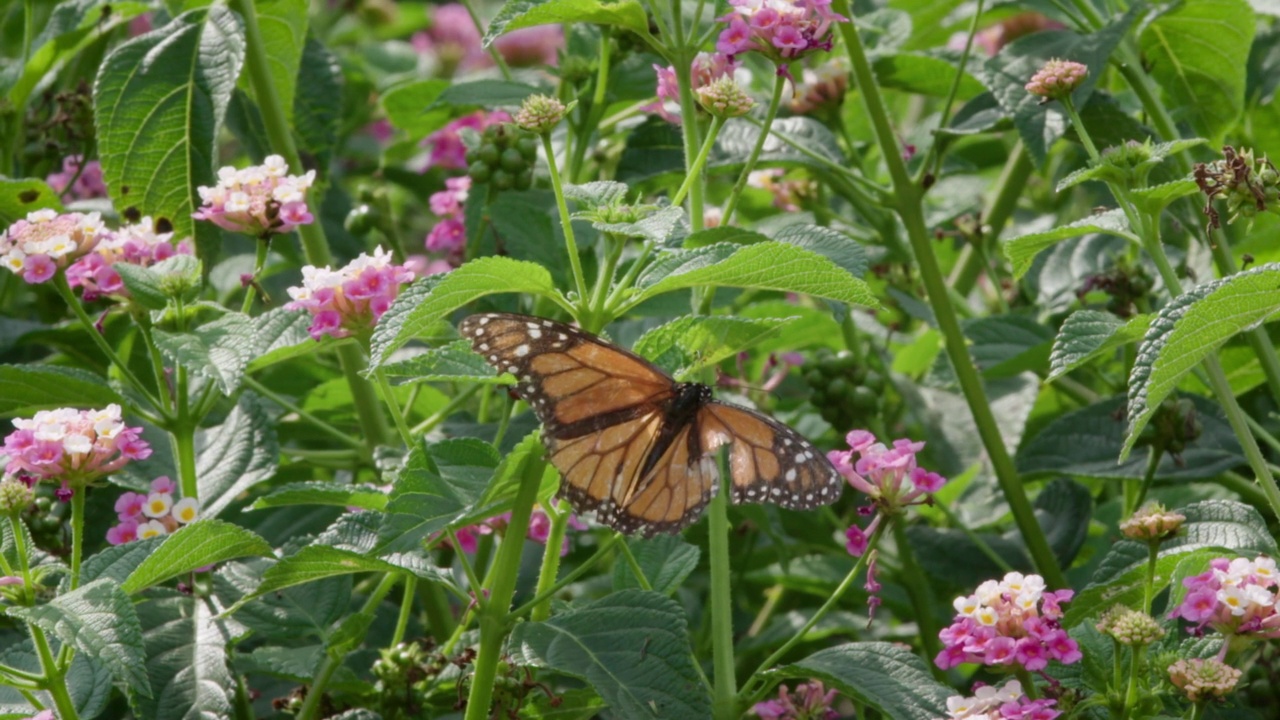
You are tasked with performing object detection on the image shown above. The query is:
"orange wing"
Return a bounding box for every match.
[697,401,843,510]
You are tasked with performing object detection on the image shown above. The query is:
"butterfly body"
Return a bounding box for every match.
[459,313,843,535]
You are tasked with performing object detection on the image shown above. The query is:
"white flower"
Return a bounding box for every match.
[143,492,173,519]
[138,520,168,539]
[62,434,92,454]
[172,497,200,524]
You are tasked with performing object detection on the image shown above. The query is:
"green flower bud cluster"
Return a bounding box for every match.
[466,124,539,192]
[801,348,885,431]
[0,476,33,516]
[1095,605,1166,646]
[1194,145,1280,229]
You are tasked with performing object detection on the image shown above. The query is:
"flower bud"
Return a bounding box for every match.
[1096,605,1165,646]
[696,76,756,119]
[1168,658,1242,702]
[514,94,567,135]
[1119,502,1186,542]
[1025,58,1088,100]
[0,476,33,516]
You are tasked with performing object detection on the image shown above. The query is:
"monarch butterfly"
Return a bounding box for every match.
[459,313,843,535]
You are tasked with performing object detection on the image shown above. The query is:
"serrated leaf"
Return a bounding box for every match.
[1048,310,1151,380]
[873,52,983,98]
[244,308,317,372]
[380,78,453,138]
[563,181,631,208]
[8,579,151,699]
[380,340,515,384]
[483,0,650,46]
[772,224,869,279]
[592,205,686,244]
[0,364,123,417]
[682,226,770,249]
[95,7,245,256]
[476,430,559,509]
[253,0,307,124]
[370,258,559,366]
[633,242,876,308]
[1123,264,1280,459]
[250,546,441,600]
[293,37,342,163]
[80,537,165,587]
[1004,209,1136,279]
[132,596,236,719]
[249,481,390,511]
[612,535,700,595]
[376,439,499,552]
[215,559,351,640]
[711,117,845,172]
[509,589,712,720]
[428,80,547,110]
[1139,0,1254,142]
[153,312,255,395]
[632,315,794,378]
[197,393,279,517]
[1018,395,1244,481]
[1055,140,1207,193]
[1130,179,1201,215]
[121,519,273,594]
[113,263,170,310]
[775,642,951,720]
[961,314,1054,377]
[0,179,64,225]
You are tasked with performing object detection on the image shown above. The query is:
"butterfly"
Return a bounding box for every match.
[458,313,844,535]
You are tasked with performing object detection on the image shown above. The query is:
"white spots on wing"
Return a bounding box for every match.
[474,327,485,336]
[489,355,498,362]
[514,344,530,357]
[479,317,491,325]
[785,468,797,482]
[557,333,567,340]
[543,320,554,327]
[479,343,489,351]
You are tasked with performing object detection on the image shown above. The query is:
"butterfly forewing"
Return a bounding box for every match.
[459,312,843,535]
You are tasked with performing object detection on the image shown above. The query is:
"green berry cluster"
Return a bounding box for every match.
[801,348,885,431]
[466,124,539,192]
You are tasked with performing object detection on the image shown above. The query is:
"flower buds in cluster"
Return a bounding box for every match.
[1095,605,1166,646]
[465,123,539,191]
[1167,658,1243,703]
[3,405,150,489]
[1024,59,1088,101]
[285,247,415,341]
[752,680,839,720]
[193,155,315,238]
[107,476,200,545]
[652,52,739,122]
[424,111,510,171]
[1,209,108,284]
[696,76,756,119]
[514,94,567,135]
[789,59,849,115]
[65,217,194,301]
[1119,502,1186,543]
[936,572,1081,671]
[1194,145,1280,228]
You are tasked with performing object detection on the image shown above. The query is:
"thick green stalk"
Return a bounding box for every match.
[707,485,737,720]
[891,519,942,676]
[674,52,706,232]
[30,626,78,720]
[720,74,788,226]
[233,0,391,451]
[831,1,1066,588]
[530,500,572,622]
[69,489,86,590]
[297,573,399,720]
[464,453,545,720]
[391,576,417,647]
[672,116,726,206]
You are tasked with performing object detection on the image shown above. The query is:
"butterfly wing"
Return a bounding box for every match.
[697,401,843,510]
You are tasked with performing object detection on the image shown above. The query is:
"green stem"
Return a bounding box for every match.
[391,576,417,647]
[530,500,572,622]
[832,0,1067,588]
[1059,96,1100,162]
[53,274,161,410]
[1121,641,1142,720]
[233,0,391,451]
[672,116,726,207]
[7,515,33,605]
[1129,447,1162,517]
[419,579,457,642]
[240,239,270,314]
[720,74,788,226]
[618,539,653,591]
[375,369,416,447]
[69,488,86,590]
[297,573,399,720]
[707,483,737,720]
[0,662,42,685]
[920,0,986,183]
[511,534,623,617]
[243,376,366,452]
[411,384,480,436]
[674,52,706,232]
[541,133,590,312]
[464,452,545,720]
[587,236,625,329]
[460,0,512,81]
[30,626,78,720]
[891,519,943,676]
[1142,541,1159,615]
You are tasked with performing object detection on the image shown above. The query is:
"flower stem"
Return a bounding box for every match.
[674,50,706,232]
[721,73,788,226]
[530,499,571,622]
[672,116,725,207]
[30,626,78,720]
[7,515,33,604]
[511,533,623,617]
[1129,447,1162,517]
[707,481,737,720]
[391,576,417,647]
[69,488,86,590]
[53,274,161,410]
[239,239,270,314]
[243,376,367,452]
[540,133,590,315]
[831,0,1067,588]
[464,452,545,720]
[374,368,416,447]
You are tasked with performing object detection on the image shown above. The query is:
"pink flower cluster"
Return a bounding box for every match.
[193,155,315,237]
[46,155,108,200]
[412,4,562,73]
[1024,59,1087,100]
[3,405,150,491]
[829,430,946,556]
[284,247,415,340]
[65,217,194,301]
[752,680,838,720]
[425,176,470,260]
[422,111,510,171]
[936,572,1081,671]
[651,53,738,122]
[450,506,587,557]
[1,209,108,284]
[107,476,200,545]
[1172,555,1279,639]
[939,680,1061,720]
[717,0,846,67]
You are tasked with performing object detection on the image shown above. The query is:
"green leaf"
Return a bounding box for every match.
[633,242,877,308]
[591,206,687,245]
[153,312,255,395]
[429,80,547,111]
[1055,139,1207,192]
[380,79,453,138]
[81,537,164,587]
[563,181,631,208]
[215,559,350,640]
[509,589,712,720]
[978,15,1135,165]
[476,430,560,510]
[775,642,951,720]
[244,308,318,372]
[250,481,390,511]
[617,118,685,183]
[197,393,279,517]
[682,226,771,250]
[95,7,245,256]
[8,579,151,699]
[711,117,845,173]
[113,263,170,311]
[772,224,869,280]
[293,37,342,163]
[132,596,238,719]
[379,340,515,384]
[961,315,1054,377]
[873,52,983,98]
[612,535,700,595]
[1004,210,1135,279]
[0,364,123,417]
[376,439,498,552]
[632,315,794,378]
[370,258,560,366]
[121,519,273,594]
[1139,0,1255,142]
[252,0,307,124]
[1123,264,1280,459]
[483,0,650,45]
[1048,310,1151,380]
[0,179,63,225]
[1130,179,1202,215]
[1018,395,1244,481]
[251,546,438,600]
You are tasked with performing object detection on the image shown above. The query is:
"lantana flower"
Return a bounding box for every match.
[193,154,316,237]
[46,155,108,200]
[65,217,194,301]
[425,176,471,260]
[650,52,738,122]
[108,476,200,545]
[285,246,415,341]
[1,209,108,284]
[1167,657,1243,703]
[936,572,1080,671]
[938,679,1061,720]
[1171,555,1280,640]
[1024,59,1087,101]
[716,0,847,70]
[752,680,839,720]
[3,405,150,492]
